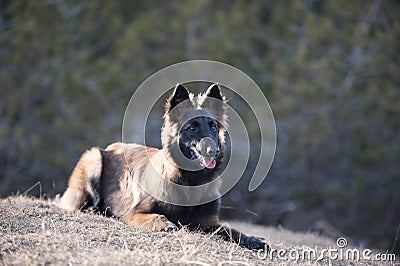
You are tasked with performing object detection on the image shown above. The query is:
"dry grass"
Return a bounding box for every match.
[0,196,396,265]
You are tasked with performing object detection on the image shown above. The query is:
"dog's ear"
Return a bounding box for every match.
[205,83,223,101]
[201,83,226,112]
[200,83,228,128]
[165,84,190,113]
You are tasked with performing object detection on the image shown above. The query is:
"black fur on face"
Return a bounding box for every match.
[162,83,227,177]
[178,116,222,171]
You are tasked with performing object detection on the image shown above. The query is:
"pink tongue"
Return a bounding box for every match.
[202,157,216,169]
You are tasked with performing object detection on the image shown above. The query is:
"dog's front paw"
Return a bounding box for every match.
[152,215,179,232]
[160,222,179,232]
[244,236,269,252]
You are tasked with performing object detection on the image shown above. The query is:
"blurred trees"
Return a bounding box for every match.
[1,0,399,253]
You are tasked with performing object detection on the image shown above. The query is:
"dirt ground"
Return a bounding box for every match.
[0,196,396,265]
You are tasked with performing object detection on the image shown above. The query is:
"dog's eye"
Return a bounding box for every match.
[189,123,197,131]
[210,123,218,133]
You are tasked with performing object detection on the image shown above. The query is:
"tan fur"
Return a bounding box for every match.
[60,141,219,230]
[60,147,102,211]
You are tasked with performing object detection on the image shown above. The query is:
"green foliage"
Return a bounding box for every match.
[1,0,399,253]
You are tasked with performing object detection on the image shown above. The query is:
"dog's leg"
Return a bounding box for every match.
[199,216,269,251]
[60,147,102,211]
[202,225,269,251]
[123,212,178,232]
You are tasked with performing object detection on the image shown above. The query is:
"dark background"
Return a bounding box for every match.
[1,1,399,254]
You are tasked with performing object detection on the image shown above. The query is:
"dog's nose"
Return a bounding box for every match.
[199,137,218,157]
[206,146,219,157]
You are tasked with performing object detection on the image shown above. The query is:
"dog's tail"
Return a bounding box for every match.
[60,147,102,211]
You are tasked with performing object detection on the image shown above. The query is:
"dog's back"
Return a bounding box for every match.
[60,143,158,214]
[60,147,102,211]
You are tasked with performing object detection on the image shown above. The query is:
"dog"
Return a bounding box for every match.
[60,83,268,251]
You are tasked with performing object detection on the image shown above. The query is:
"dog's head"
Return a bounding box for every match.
[161,84,228,172]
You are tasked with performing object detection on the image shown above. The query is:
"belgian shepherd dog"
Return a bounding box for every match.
[60,83,268,251]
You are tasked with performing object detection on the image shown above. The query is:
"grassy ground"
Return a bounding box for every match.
[0,196,396,265]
